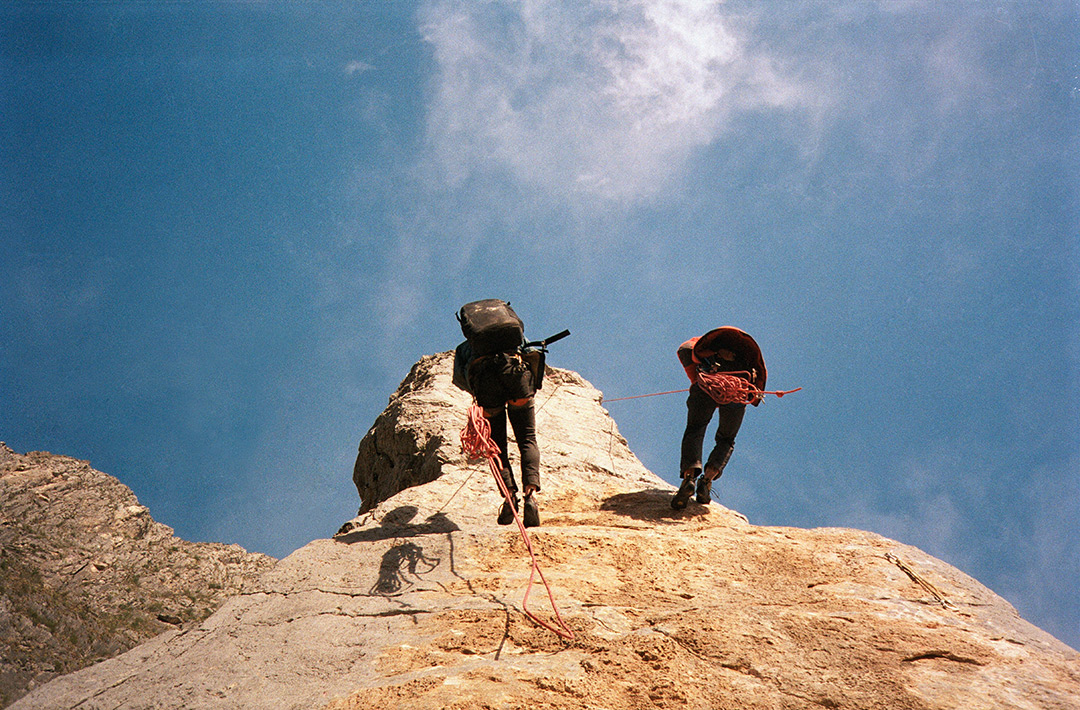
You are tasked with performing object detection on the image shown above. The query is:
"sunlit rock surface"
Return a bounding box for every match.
[10,353,1079,709]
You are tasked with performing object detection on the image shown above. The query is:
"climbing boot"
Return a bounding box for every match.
[695,476,713,504]
[497,496,519,525]
[497,469,519,525]
[671,475,696,510]
[522,492,540,528]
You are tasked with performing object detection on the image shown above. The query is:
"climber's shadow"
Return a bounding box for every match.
[600,488,710,524]
[370,540,441,596]
[334,505,460,544]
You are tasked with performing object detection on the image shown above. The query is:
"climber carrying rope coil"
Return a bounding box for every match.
[604,327,800,510]
[675,326,795,508]
[452,299,574,640]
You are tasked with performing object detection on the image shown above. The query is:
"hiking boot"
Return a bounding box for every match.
[522,492,540,528]
[497,497,519,525]
[695,476,713,504]
[671,476,696,510]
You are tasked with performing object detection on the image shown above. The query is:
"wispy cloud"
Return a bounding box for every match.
[343,60,373,76]
[417,0,814,204]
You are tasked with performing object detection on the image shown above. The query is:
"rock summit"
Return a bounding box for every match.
[9,353,1080,709]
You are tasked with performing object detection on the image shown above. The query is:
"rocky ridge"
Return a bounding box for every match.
[9,352,1080,709]
[0,443,275,707]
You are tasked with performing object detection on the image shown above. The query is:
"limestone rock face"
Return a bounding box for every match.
[0,443,275,707]
[10,352,1080,710]
[351,351,659,519]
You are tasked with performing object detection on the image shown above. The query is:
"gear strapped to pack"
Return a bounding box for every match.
[460,404,575,641]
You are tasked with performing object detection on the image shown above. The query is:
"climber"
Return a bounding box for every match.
[453,299,542,527]
[672,326,767,510]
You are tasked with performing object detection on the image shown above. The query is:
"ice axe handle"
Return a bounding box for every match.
[526,329,570,349]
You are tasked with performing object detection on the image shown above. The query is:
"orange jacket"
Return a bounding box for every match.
[678,327,767,403]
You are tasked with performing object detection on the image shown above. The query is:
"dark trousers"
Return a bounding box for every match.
[487,400,540,493]
[680,383,746,479]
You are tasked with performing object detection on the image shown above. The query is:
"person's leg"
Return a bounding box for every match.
[485,405,519,524]
[679,385,716,477]
[674,385,715,509]
[507,398,539,492]
[507,397,540,527]
[698,403,746,503]
[485,405,512,474]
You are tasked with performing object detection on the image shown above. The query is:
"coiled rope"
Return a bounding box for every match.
[460,404,575,641]
[697,370,801,405]
[603,374,801,404]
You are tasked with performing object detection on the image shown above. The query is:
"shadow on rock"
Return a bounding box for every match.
[370,540,442,596]
[334,506,461,544]
[599,489,710,524]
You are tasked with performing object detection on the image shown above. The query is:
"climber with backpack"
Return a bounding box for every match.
[452,299,569,528]
[672,326,768,510]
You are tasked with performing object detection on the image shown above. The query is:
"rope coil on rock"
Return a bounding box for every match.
[460,404,575,641]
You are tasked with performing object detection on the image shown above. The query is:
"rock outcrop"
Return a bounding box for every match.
[10,353,1080,709]
[0,443,275,707]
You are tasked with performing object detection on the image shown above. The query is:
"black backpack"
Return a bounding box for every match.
[456,299,524,357]
[452,300,569,396]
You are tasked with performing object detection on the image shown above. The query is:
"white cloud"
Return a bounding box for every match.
[417,0,813,204]
[344,60,373,76]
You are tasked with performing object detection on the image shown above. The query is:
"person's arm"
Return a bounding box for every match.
[677,337,699,382]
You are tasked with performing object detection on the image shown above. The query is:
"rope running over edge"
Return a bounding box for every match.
[459,404,575,641]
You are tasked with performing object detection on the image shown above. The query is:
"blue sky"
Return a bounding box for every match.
[2,1,1076,649]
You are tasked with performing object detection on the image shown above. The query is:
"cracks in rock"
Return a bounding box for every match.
[366,424,396,503]
[71,671,143,710]
[58,561,91,589]
[370,424,395,472]
[884,552,957,611]
[311,607,432,621]
[901,650,985,665]
[239,586,402,600]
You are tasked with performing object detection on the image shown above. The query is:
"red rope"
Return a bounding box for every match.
[697,370,802,405]
[603,376,801,404]
[460,405,575,641]
[602,388,690,403]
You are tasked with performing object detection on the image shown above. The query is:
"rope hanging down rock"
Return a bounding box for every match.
[460,404,575,641]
